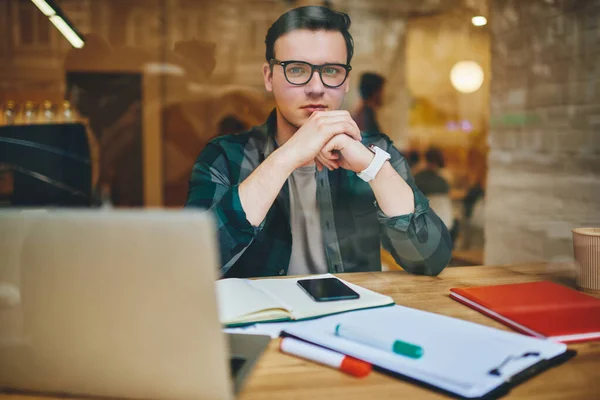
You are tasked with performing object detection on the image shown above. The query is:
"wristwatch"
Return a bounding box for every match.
[357,145,391,182]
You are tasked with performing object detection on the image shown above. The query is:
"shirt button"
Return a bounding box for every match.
[279,269,285,275]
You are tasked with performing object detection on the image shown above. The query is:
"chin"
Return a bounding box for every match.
[277,110,302,130]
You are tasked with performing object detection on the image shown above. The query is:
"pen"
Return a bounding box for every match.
[279,337,372,378]
[334,323,424,359]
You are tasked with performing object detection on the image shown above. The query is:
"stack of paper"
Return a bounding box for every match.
[281,306,570,399]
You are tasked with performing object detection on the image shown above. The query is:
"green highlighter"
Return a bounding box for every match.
[334,323,424,359]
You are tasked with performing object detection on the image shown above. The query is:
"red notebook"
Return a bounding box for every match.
[450,281,600,343]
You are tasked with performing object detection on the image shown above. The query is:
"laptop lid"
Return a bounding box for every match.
[0,209,233,400]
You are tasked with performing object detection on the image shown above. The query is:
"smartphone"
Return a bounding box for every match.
[297,277,360,302]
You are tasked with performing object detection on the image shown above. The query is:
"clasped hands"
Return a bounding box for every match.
[282,110,375,173]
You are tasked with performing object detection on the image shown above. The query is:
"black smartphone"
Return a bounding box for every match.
[297,277,360,302]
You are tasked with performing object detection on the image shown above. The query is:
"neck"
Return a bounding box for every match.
[274,109,298,146]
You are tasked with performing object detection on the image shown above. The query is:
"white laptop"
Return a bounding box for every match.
[0,209,269,400]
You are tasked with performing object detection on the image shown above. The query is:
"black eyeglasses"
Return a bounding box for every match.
[269,59,352,88]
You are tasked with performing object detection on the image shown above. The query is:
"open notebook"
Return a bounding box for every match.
[282,306,572,399]
[216,274,394,327]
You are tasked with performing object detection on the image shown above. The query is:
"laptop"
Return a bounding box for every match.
[0,209,270,399]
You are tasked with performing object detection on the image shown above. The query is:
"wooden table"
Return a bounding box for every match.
[2,263,599,400]
[237,263,600,400]
[451,249,485,266]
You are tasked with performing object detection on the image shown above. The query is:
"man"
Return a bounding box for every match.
[414,147,455,242]
[414,147,451,197]
[352,72,385,133]
[186,6,451,278]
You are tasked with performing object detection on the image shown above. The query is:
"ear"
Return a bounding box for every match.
[263,63,273,92]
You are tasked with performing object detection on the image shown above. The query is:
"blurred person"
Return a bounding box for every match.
[217,115,249,136]
[186,6,451,278]
[460,157,487,250]
[351,72,385,133]
[414,147,456,238]
[406,149,421,170]
[414,147,450,197]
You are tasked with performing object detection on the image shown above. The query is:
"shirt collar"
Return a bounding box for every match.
[258,108,279,159]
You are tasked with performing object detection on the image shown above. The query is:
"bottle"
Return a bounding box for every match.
[100,183,113,209]
[62,100,74,122]
[42,100,54,121]
[3,101,16,125]
[22,101,37,124]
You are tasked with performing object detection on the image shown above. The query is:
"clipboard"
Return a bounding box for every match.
[281,305,575,399]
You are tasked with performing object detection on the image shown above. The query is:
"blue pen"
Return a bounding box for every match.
[334,323,424,359]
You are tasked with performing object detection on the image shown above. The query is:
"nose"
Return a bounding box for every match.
[305,70,326,97]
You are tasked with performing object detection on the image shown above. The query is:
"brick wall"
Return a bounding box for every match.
[486,0,600,264]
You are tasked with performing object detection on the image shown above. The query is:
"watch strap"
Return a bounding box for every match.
[357,145,391,182]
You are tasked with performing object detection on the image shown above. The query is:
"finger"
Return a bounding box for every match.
[322,134,346,155]
[311,111,354,123]
[312,113,353,124]
[318,114,360,138]
[307,110,350,123]
[310,110,352,119]
[316,153,339,171]
[320,142,341,160]
[317,154,336,171]
[313,112,361,139]
[318,123,357,145]
[315,158,323,172]
[347,118,361,140]
[321,120,361,142]
[327,151,340,159]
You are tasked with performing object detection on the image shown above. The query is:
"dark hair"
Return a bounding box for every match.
[359,72,385,100]
[265,6,354,64]
[425,147,445,169]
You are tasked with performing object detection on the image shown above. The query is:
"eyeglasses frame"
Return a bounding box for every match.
[269,59,352,88]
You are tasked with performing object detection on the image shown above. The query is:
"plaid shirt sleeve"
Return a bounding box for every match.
[375,139,453,276]
[185,142,262,276]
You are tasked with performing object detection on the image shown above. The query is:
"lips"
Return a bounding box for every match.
[301,105,328,112]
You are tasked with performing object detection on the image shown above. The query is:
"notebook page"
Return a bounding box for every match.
[283,305,567,398]
[215,278,290,325]
[248,274,394,320]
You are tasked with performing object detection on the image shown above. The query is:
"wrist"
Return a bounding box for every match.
[369,161,394,184]
[270,146,298,176]
[355,145,375,172]
[356,145,391,181]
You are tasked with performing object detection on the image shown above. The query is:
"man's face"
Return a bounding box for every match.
[263,29,350,129]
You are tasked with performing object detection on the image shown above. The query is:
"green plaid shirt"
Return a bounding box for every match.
[186,110,452,278]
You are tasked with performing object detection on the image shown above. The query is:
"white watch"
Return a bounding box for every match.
[357,145,391,182]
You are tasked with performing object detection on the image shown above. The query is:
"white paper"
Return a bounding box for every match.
[215,278,289,324]
[224,321,293,339]
[283,305,567,398]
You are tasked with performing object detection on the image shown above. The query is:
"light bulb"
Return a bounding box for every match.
[450,61,484,94]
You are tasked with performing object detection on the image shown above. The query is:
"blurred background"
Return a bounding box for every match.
[1,0,599,267]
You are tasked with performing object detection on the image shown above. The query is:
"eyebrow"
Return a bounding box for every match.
[282,59,348,65]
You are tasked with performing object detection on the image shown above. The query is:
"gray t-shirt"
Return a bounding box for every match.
[287,164,328,275]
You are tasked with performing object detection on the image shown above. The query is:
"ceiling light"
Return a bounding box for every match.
[31,0,56,16]
[49,15,84,48]
[450,61,484,94]
[472,16,487,26]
